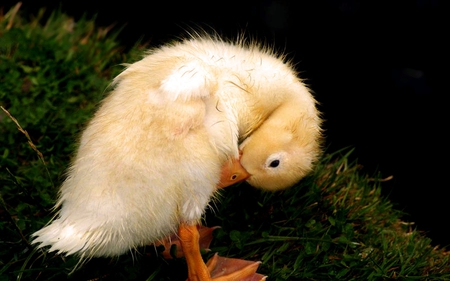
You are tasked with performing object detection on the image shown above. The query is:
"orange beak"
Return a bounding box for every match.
[217,152,251,189]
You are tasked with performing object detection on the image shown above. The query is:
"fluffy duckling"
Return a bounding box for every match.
[32,34,321,280]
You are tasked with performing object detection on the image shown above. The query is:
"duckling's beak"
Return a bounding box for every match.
[218,152,251,188]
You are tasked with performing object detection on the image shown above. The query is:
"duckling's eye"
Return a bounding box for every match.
[265,152,284,169]
[231,174,237,180]
[269,160,280,168]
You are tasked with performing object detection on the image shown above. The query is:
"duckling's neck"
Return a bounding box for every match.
[237,87,317,142]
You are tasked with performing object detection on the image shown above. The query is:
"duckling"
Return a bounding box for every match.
[32,34,321,281]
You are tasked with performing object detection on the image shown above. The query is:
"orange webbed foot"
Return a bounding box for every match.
[206,253,266,281]
[179,223,265,281]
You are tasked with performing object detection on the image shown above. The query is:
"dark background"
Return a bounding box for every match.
[2,1,448,248]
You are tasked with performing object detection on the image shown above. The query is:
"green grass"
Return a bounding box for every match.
[1,3,449,280]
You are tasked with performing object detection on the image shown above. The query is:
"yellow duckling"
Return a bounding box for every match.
[32,34,321,280]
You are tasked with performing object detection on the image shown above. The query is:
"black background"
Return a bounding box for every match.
[2,1,448,248]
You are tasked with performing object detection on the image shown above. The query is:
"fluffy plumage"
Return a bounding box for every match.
[32,35,321,259]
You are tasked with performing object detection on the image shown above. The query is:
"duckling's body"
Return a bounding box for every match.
[32,35,321,279]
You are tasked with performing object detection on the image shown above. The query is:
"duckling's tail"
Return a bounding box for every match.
[32,219,91,257]
[31,218,129,258]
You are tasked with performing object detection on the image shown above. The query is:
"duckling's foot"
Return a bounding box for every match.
[179,223,265,281]
[206,253,266,281]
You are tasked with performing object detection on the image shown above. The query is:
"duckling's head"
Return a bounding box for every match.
[239,96,322,191]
